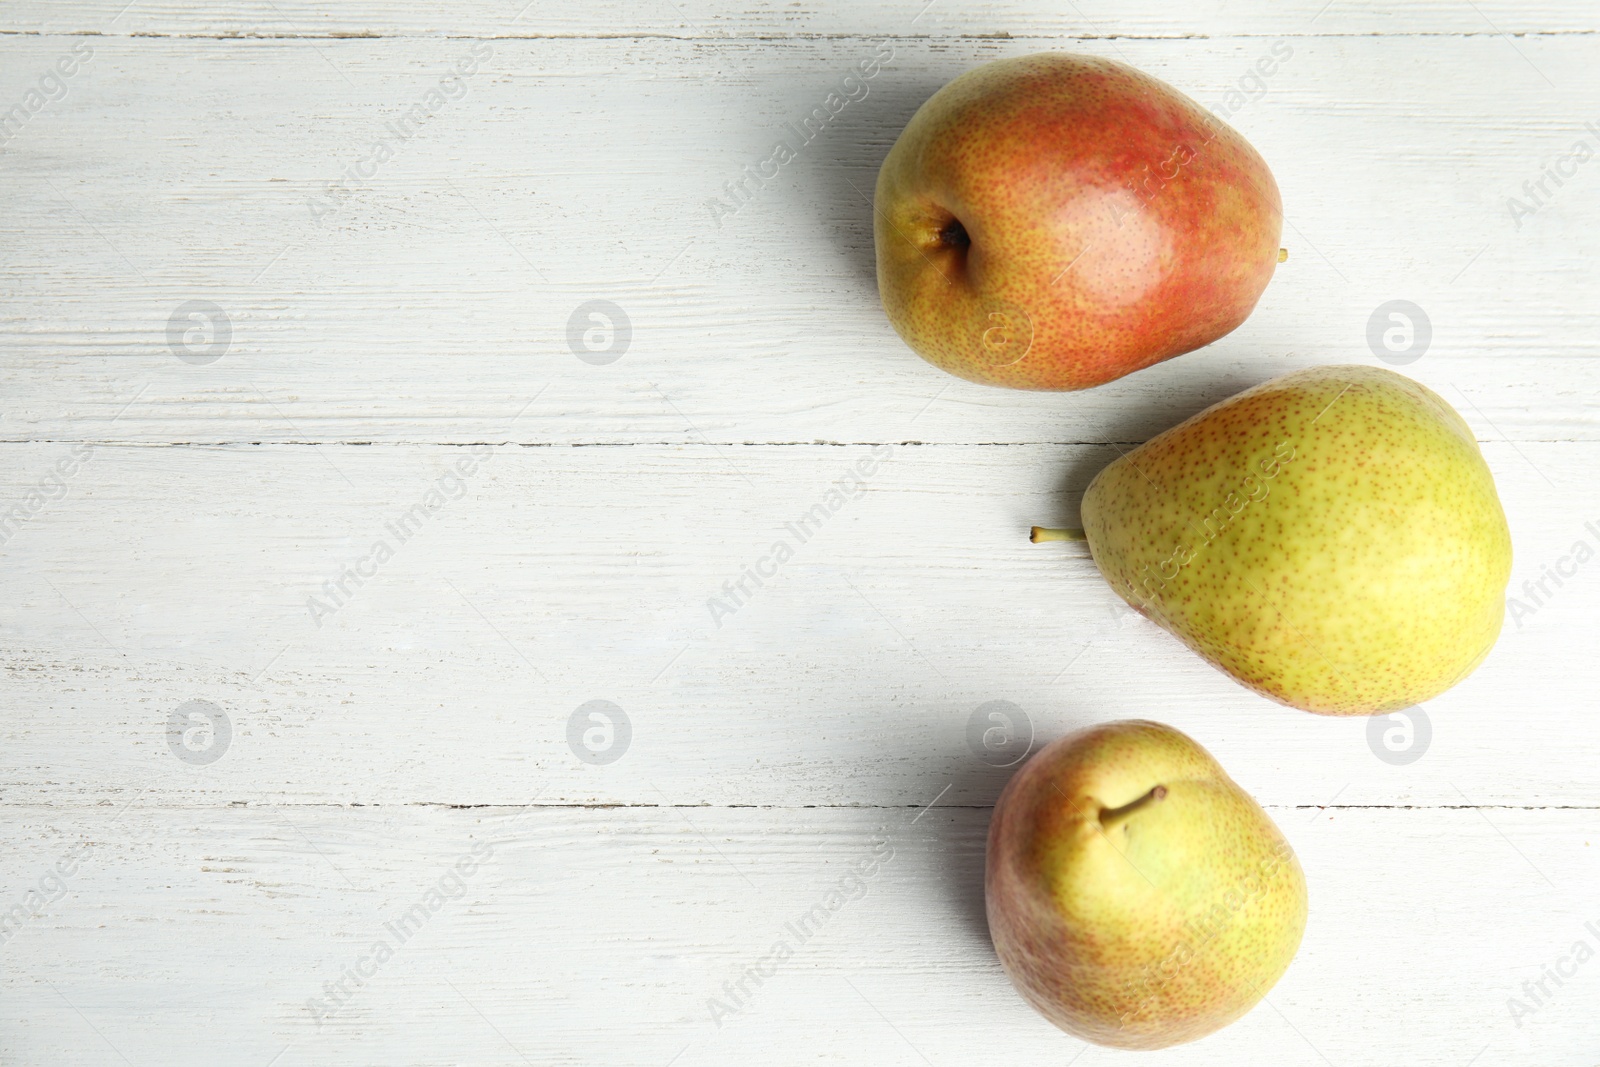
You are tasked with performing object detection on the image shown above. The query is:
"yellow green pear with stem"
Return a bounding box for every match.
[1033,364,1513,715]
[986,720,1307,1049]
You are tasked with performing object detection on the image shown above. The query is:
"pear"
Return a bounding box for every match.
[874,53,1284,390]
[1034,365,1513,715]
[987,720,1306,1049]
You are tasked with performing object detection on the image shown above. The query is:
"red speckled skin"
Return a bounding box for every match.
[986,721,1307,1050]
[875,53,1282,390]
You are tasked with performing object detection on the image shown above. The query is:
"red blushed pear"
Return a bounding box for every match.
[986,720,1307,1050]
[874,53,1283,390]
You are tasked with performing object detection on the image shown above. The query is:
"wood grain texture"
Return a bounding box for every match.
[0,805,1596,1066]
[0,441,1591,809]
[0,0,1596,38]
[0,35,1596,443]
[2,4,1599,1064]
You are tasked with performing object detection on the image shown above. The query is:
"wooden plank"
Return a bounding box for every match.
[0,35,1596,443]
[0,440,1590,807]
[0,804,1592,1065]
[0,0,1596,38]
[1,17,1596,1064]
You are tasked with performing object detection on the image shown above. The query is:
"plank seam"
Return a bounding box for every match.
[8,802,1595,811]
[0,438,1580,447]
[1,30,1598,42]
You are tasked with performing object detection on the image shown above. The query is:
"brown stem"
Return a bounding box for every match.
[1098,785,1168,832]
[1030,526,1087,543]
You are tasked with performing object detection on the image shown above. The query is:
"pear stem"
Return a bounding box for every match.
[1030,526,1087,543]
[1278,247,1289,262]
[1098,785,1168,832]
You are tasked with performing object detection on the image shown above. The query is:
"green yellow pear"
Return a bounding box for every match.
[1034,365,1513,715]
[987,720,1307,1049]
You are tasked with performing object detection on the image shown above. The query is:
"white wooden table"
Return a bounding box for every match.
[2,2,1597,1063]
